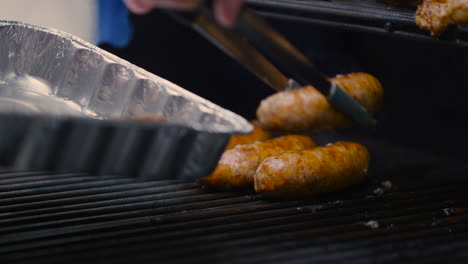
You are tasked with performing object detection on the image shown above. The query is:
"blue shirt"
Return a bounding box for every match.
[97,0,132,48]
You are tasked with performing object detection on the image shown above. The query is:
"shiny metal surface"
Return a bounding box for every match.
[191,11,290,91]
[2,169,468,263]
[0,21,252,180]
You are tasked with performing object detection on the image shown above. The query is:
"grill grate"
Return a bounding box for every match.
[1,171,467,263]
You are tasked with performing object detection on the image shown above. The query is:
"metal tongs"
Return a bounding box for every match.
[164,5,376,129]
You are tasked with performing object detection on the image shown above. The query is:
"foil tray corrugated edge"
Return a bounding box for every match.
[0,21,252,180]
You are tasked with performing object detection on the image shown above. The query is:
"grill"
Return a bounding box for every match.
[2,1,468,263]
[1,169,468,263]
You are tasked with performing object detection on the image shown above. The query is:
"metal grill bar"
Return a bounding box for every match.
[261,236,468,264]
[0,177,186,200]
[0,171,50,180]
[1,171,467,264]
[77,211,468,262]
[19,218,468,264]
[1,183,461,241]
[0,182,199,215]
[233,230,468,264]
[0,174,94,193]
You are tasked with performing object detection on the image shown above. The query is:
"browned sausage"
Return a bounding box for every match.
[416,0,468,37]
[200,135,316,189]
[226,120,272,150]
[255,141,370,197]
[256,73,384,133]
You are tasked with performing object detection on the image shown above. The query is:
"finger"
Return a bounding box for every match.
[124,0,154,14]
[213,0,245,28]
[143,0,205,10]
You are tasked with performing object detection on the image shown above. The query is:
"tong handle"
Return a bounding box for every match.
[234,9,376,129]
[235,9,331,92]
[164,4,376,130]
[162,5,292,91]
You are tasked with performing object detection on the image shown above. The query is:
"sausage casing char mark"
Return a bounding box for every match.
[416,0,468,36]
[226,120,272,150]
[256,72,384,133]
[200,135,316,189]
[254,141,370,197]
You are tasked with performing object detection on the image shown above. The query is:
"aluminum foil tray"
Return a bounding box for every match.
[0,21,252,180]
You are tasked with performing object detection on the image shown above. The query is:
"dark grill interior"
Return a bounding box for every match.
[1,169,468,263]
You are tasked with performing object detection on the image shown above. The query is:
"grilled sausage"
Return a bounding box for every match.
[256,73,384,133]
[255,141,370,197]
[416,0,468,37]
[226,121,272,150]
[200,135,316,189]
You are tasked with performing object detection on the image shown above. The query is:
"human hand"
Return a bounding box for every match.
[123,0,245,27]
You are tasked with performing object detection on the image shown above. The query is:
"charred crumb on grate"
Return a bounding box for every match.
[381,180,393,190]
[296,205,325,213]
[373,187,385,196]
[295,206,307,212]
[1,170,468,263]
[443,208,455,216]
[331,200,344,206]
[363,220,380,229]
[370,181,394,197]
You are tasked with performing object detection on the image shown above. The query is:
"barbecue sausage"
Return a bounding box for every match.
[200,135,316,189]
[255,141,370,197]
[256,73,384,133]
[226,121,272,149]
[416,0,468,36]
